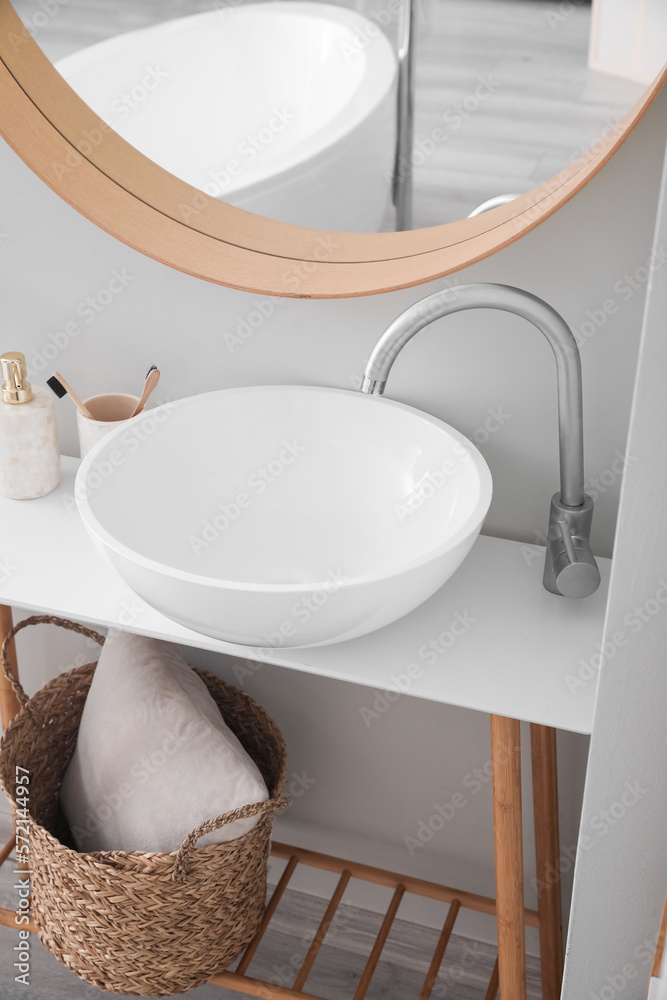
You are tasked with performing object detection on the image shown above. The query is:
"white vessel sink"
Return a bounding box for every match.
[75,386,492,647]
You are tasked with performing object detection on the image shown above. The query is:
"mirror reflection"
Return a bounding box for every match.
[11,0,648,232]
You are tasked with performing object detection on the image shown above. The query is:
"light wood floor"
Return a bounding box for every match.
[10,0,645,227]
[0,794,541,1000]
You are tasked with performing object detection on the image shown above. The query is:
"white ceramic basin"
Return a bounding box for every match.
[75,387,492,648]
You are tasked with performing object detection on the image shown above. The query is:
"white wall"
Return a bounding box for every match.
[2,80,667,963]
[562,129,667,1000]
[3,114,665,557]
[590,0,667,85]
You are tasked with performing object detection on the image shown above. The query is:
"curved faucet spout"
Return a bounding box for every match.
[360,282,600,598]
[362,282,583,507]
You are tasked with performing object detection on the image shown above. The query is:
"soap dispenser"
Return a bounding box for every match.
[0,351,60,499]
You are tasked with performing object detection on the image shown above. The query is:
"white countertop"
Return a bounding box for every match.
[0,458,608,733]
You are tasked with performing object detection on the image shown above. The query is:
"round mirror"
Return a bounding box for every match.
[1,0,665,294]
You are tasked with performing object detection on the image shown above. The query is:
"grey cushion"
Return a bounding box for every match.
[60,629,268,852]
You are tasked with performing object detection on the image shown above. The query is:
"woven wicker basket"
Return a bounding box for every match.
[0,615,290,996]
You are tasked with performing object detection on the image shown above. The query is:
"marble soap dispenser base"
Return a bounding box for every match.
[0,352,60,500]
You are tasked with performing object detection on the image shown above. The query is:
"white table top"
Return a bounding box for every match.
[0,458,608,733]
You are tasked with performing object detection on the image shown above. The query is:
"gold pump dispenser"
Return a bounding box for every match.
[1,351,33,404]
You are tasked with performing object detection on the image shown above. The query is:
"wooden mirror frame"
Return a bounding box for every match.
[1,0,666,298]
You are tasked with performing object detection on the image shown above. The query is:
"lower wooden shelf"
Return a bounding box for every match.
[0,836,540,999]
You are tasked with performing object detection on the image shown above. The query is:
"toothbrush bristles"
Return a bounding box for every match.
[146,365,157,377]
[46,374,67,399]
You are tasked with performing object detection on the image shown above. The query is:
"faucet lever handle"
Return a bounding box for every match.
[558,518,578,565]
[544,494,601,599]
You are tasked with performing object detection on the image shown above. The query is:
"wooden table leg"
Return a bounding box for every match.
[490,715,526,1000]
[0,603,21,731]
[530,724,564,1000]
[0,603,20,856]
[650,893,667,979]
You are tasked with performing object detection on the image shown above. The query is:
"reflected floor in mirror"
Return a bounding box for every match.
[11,0,645,229]
[0,796,542,999]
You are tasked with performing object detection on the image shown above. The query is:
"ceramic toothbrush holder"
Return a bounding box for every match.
[77,393,140,458]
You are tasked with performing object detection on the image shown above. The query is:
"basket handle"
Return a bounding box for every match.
[172,794,292,883]
[1,615,105,720]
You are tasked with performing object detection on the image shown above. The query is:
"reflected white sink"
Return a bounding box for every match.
[75,387,492,647]
[55,3,397,231]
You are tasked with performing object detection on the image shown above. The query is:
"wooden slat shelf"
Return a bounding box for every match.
[419,898,460,1000]
[0,836,543,998]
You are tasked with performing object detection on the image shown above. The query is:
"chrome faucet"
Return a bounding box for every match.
[360,282,601,598]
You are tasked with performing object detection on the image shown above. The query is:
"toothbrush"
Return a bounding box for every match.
[47,371,94,419]
[130,365,160,417]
